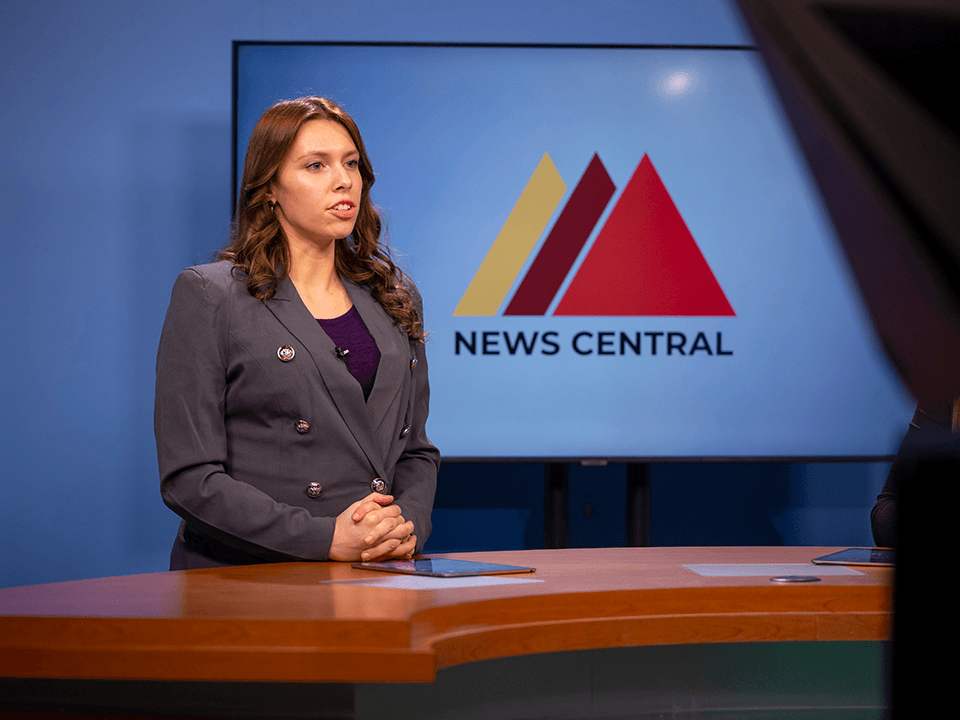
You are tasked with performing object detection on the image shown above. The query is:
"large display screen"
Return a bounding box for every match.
[234,42,914,460]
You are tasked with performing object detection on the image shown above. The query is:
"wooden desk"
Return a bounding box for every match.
[0,547,891,718]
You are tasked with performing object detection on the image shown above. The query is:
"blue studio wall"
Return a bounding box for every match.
[0,0,903,588]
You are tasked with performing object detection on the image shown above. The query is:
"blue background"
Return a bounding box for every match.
[0,0,907,588]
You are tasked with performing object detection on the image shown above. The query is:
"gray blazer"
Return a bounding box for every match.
[155,261,439,566]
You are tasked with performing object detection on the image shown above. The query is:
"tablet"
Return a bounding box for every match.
[811,548,895,567]
[351,558,536,577]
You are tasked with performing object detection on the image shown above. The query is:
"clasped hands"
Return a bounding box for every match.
[328,492,416,562]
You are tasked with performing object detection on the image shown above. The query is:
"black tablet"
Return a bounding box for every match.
[810,548,894,567]
[351,558,535,578]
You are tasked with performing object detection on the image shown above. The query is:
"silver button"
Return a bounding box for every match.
[370,477,386,493]
[278,345,295,362]
[306,482,322,498]
[399,425,411,439]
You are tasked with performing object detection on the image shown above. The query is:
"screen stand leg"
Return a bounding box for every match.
[544,462,568,549]
[626,462,650,547]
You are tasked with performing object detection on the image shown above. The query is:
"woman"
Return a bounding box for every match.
[155,97,439,569]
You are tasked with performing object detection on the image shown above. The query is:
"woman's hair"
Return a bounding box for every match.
[220,96,424,342]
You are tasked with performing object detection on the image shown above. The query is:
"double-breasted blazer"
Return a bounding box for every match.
[155,260,439,566]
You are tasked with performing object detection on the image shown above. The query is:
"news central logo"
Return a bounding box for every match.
[453,153,734,357]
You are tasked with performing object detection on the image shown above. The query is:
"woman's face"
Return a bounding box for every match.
[269,118,363,250]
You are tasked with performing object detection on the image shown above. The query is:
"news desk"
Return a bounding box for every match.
[0,547,891,719]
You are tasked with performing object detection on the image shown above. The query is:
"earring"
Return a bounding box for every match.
[268,201,276,212]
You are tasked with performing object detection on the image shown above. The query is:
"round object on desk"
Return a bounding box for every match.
[769,575,821,583]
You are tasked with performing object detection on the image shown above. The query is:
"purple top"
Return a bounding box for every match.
[317,306,381,401]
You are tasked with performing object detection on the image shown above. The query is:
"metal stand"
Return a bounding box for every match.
[543,462,569,549]
[626,462,650,547]
[544,462,651,549]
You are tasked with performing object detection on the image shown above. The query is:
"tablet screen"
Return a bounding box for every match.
[352,558,536,577]
[811,548,894,566]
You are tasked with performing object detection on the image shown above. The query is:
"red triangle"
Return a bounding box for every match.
[554,155,735,316]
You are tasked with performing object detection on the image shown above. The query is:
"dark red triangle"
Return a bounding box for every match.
[554,154,735,316]
[505,154,615,316]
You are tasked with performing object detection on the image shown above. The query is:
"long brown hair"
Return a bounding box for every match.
[220,97,424,342]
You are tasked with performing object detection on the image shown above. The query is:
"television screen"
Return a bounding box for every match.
[234,42,914,460]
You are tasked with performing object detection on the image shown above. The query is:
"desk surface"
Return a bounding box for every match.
[0,547,891,683]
